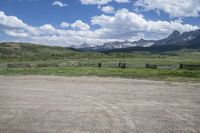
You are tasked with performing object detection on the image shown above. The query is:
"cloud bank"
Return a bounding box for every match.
[0,6,199,46]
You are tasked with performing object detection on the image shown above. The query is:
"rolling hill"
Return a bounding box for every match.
[0,42,79,60]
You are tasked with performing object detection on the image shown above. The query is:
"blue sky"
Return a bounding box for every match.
[0,0,200,46]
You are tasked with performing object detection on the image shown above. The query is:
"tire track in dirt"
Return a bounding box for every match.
[71,95,137,133]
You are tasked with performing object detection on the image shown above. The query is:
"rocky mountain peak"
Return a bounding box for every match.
[170,30,181,37]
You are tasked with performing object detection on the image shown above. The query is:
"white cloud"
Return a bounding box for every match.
[38,24,59,35]
[52,1,67,7]
[92,9,199,39]
[80,0,129,5]
[0,10,199,47]
[115,0,130,3]
[80,0,112,5]
[60,22,70,28]
[0,11,39,36]
[101,6,115,14]
[4,30,29,38]
[134,0,200,17]
[0,11,100,46]
[71,20,90,31]
[39,24,55,31]
[0,11,27,29]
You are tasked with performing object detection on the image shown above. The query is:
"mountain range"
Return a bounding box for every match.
[70,29,200,52]
[71,39,156,51]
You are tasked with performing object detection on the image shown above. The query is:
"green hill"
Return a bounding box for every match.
[0,42,79,60]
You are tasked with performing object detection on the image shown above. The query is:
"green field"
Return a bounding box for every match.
[0,67,200,82]
[0,42,200,81]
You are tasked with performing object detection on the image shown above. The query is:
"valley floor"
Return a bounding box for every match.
[0,76,200,133]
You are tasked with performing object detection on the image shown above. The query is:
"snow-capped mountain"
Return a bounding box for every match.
[69,29,200,51]
[154,29,200,47]
[70,43,92,49]
[133,38,156,47]
[75,39,156,51]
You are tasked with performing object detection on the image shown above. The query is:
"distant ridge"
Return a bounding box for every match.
[76,39,156,51]
[74,29,200,52]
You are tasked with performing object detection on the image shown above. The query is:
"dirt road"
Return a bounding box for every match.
[0,76,200,133]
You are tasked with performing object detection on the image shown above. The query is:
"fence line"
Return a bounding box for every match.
[1,63,199,70]
[179,64,200,69]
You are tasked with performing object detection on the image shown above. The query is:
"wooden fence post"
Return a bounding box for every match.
[179,64,183,69]
[98,63,102,67]
[119,63,126,69]
[146,64,157,69]
[118,63,121,68]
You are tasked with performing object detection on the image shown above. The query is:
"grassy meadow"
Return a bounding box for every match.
[0,42,200,81]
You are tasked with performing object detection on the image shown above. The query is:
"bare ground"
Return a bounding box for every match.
[0,76,200,133]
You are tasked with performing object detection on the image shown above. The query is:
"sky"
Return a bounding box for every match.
[0,0,200,47]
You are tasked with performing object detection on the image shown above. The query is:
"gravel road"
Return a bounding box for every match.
[0,76,200,133]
